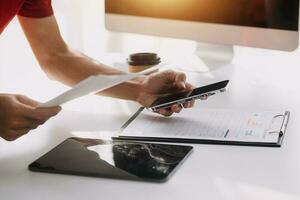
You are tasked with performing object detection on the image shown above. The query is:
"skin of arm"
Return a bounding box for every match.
[0,15,196,142]
[18,15,195,116]
[18,16,144,101]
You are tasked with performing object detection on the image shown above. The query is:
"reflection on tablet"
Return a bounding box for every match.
[29,138,193,182]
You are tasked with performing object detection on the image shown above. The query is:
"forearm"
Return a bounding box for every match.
[41,47,122,84]
[41,47,143,101]
[19,16,143,102]
[18,16,192,114]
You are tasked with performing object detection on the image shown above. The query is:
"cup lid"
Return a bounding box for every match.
[127,53,161,66]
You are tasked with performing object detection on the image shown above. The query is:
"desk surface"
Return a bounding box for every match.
[1,27,300,199]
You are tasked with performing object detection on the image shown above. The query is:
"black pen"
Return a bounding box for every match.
[224,129,230,138]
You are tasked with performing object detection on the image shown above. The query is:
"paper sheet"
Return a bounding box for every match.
[39,66,162,108]
[122,107,285,143]
[39,73,140,108]
[39,63,165,108]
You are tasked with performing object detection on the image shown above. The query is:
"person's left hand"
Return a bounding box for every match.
[136,70,195,116]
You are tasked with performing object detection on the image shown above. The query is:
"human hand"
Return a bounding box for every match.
[0,94,61,141]
[136,70,196,116]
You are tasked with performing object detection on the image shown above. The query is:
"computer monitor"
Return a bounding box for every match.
[105,0,299,70]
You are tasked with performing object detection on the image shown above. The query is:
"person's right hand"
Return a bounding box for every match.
[0,94,61,141]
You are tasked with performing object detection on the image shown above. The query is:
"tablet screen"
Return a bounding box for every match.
[29,138,193,182]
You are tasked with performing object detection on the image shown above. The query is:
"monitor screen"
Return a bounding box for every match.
[106,0,299,31]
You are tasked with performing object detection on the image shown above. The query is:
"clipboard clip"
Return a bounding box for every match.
[268,112,290,137]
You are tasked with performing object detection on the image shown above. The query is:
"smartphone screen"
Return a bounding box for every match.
[150,80,229,110]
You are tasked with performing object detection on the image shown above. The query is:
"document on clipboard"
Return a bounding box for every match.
[116,106,290,147]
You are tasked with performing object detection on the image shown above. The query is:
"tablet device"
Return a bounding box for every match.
[29,137,193,182]
[149,80,229,111]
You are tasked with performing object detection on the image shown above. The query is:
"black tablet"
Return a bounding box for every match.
[29,137,193,182]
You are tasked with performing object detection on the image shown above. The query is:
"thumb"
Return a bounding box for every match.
[25,106,62,121]
[17,95,40,107]
[162,70,187,89]
[38,106,62,117]
[174,72,187,90]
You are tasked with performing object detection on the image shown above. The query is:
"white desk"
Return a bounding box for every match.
[1,24,300,199]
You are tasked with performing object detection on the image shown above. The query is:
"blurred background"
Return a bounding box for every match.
[0,0,197,116]
[1,0,300,115]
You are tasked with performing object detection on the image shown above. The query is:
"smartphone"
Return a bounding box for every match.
[149,80,229,112]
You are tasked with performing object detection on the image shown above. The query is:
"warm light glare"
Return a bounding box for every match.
[106,0,299,31]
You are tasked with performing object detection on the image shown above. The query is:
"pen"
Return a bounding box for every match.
[224,129,230,138]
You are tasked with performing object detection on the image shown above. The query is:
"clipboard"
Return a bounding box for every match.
[113,108,290,147]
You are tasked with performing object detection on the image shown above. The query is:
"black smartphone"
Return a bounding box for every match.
[149,80,229,111]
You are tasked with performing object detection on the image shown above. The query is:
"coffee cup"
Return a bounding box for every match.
[127,53,161,73]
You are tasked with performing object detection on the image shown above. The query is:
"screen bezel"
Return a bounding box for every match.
[105,13,299,51]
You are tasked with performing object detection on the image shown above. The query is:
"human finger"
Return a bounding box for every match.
[174,72,187,90]
[2,129,30,141]
[185,82,195,91]
[16,95,40,107]
[183,99,195,108]
[15,118,40,130]
[200,94,208,100]
[158,109,174,117]
[9,117,40,130]
[171,104,183,113]
[12,129,31,137]
[21,106,61,122]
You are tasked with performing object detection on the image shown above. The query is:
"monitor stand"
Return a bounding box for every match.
[162,42,234,73]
